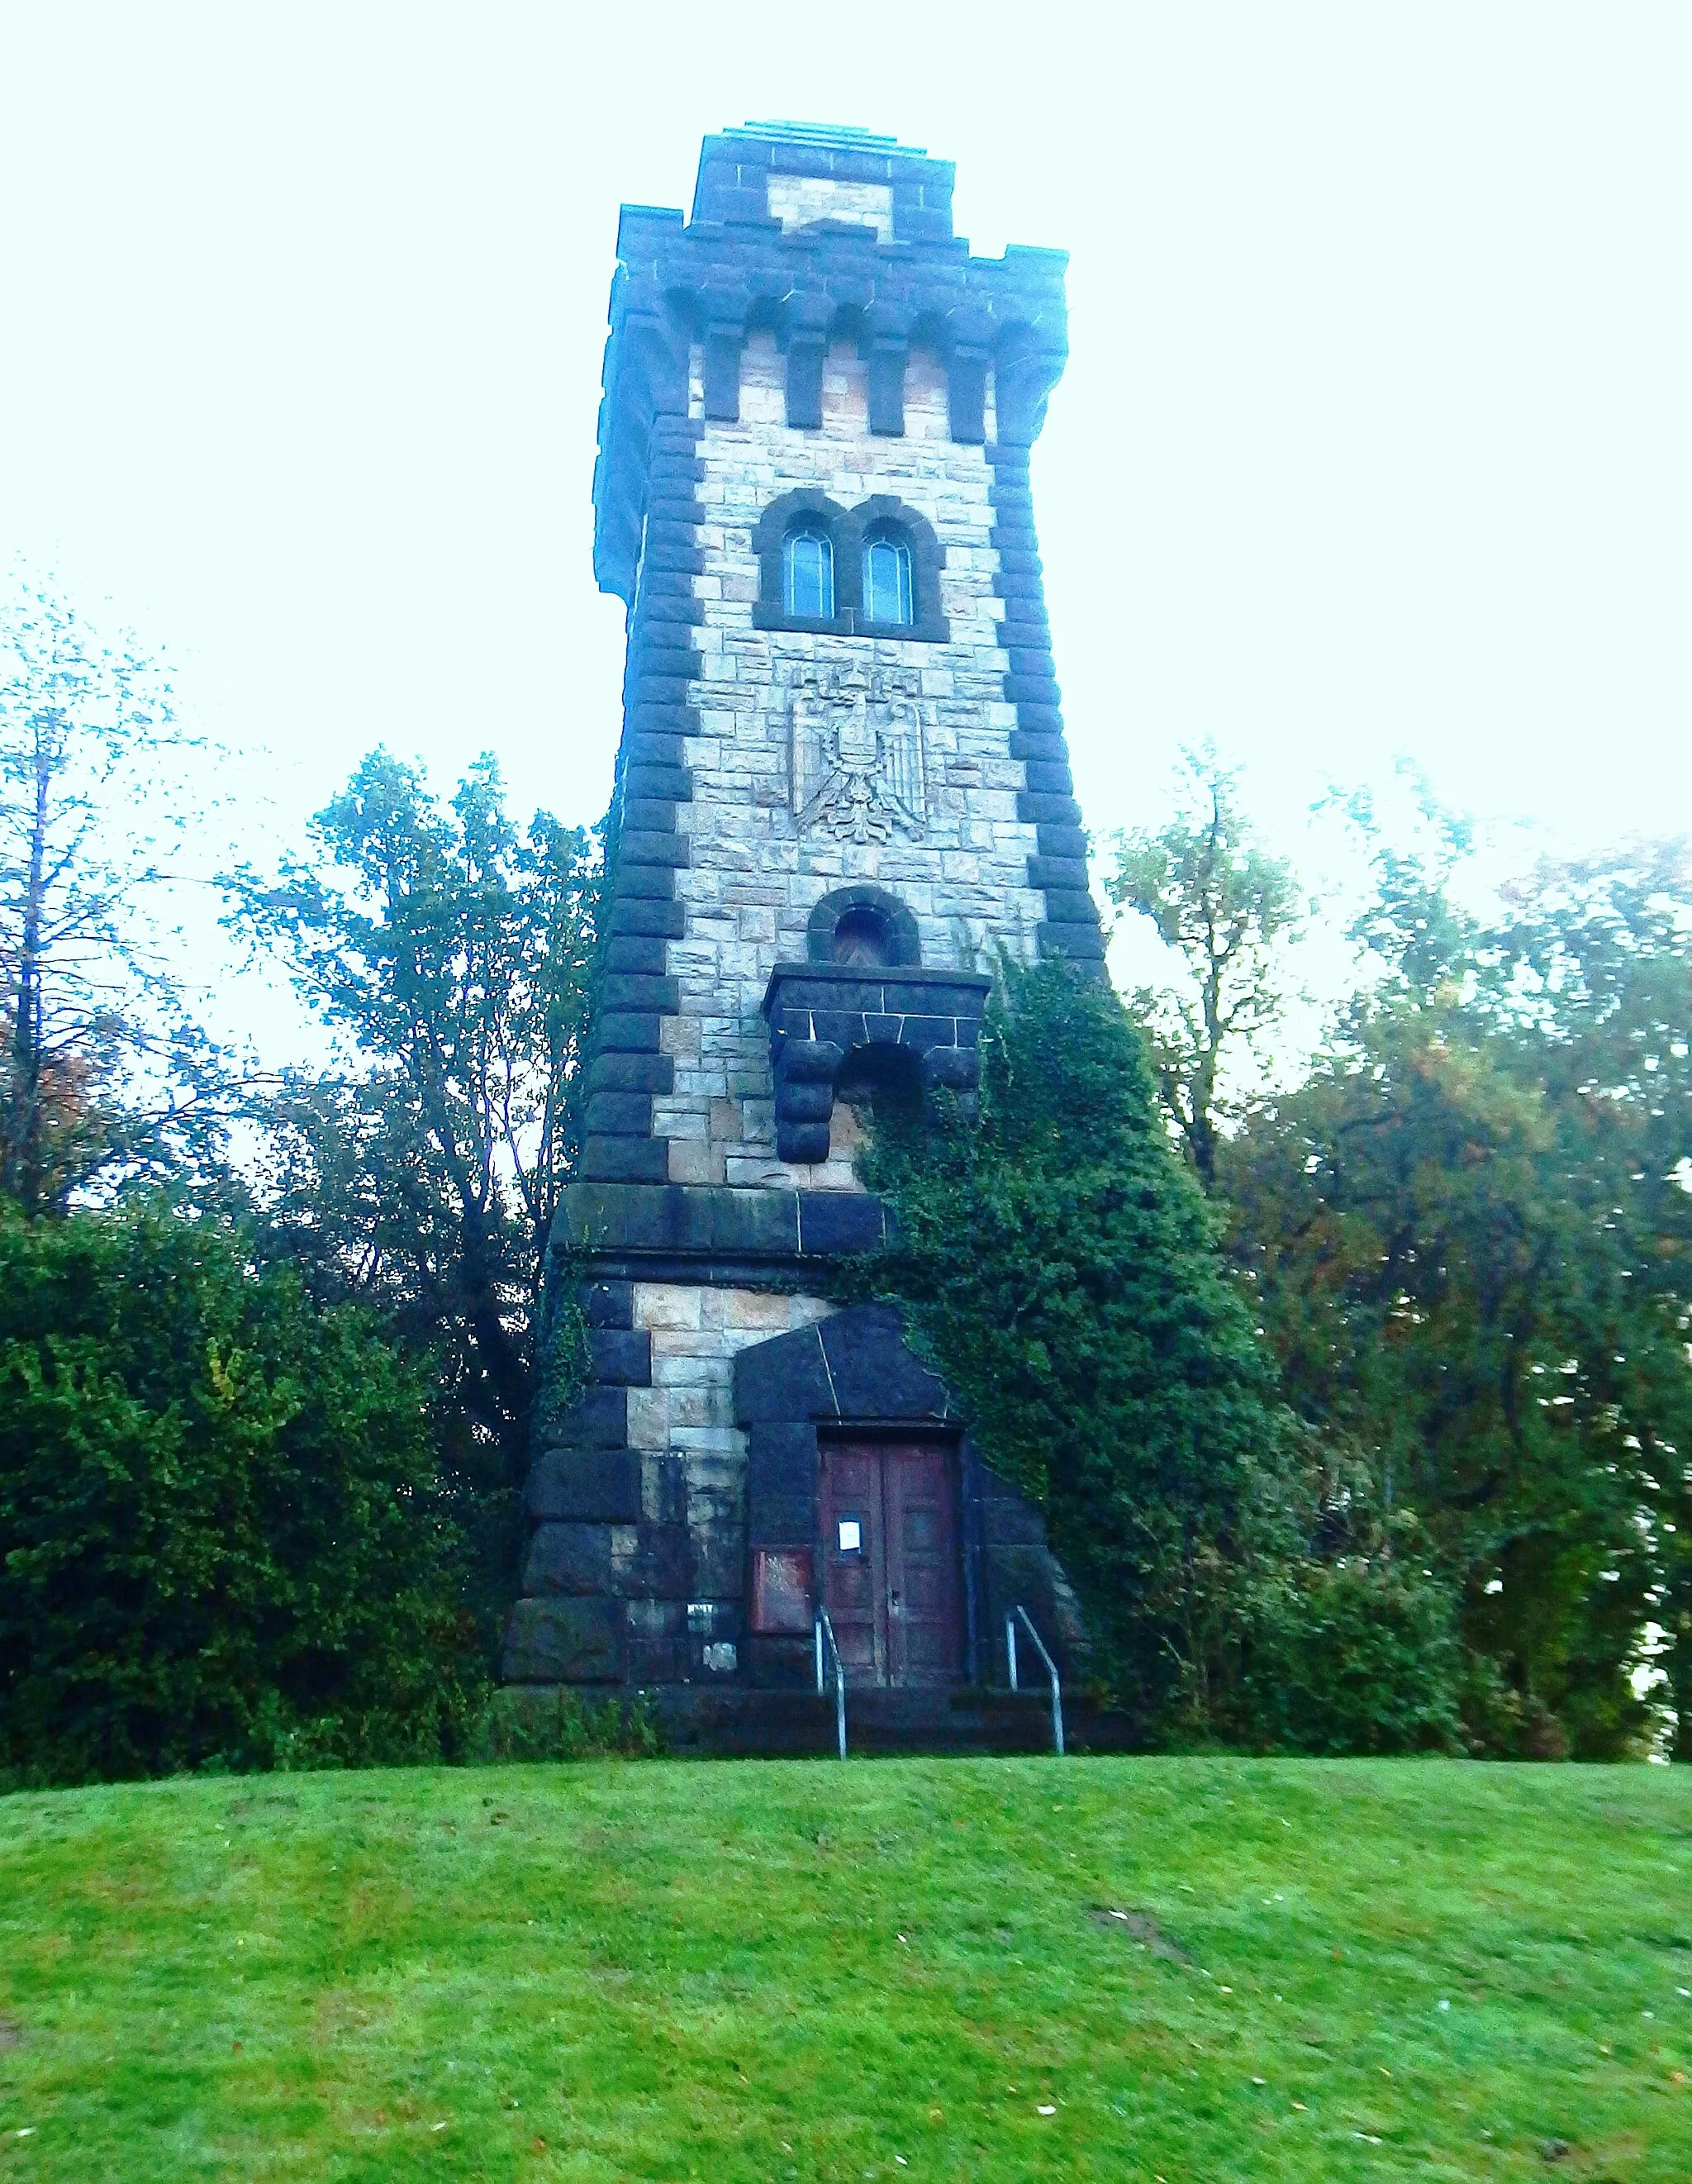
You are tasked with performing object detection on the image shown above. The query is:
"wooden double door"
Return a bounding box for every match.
[819,1438,963,1687]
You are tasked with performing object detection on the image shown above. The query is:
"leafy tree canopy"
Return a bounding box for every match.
[0,568,230,1211]
[1223,817,1692,1757]
[1105,744,1307,1186]
[0,1203,486,1787]
[225,749,599,1487]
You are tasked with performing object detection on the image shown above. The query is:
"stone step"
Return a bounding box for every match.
[644,1683,1137,1758]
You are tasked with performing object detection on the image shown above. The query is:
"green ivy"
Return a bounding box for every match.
[843,960,1461,1751]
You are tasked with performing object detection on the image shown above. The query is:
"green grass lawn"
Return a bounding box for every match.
[1,1757,1689,2181]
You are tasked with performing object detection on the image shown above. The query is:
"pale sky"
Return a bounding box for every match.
[2,4,1688,1054]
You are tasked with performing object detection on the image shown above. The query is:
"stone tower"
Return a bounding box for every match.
[504,123,1103,1736]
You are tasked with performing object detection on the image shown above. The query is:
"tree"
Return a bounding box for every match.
[226,751,600,1486]
[0,1202,485,1786]
[1223,826,1692,1758]
[0,569,221,1212]
[1105,745,1306,1186]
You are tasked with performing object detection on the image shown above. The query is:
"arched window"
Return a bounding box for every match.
[832,902,897,968]
[862,533,914,626]
[783,528,834,618]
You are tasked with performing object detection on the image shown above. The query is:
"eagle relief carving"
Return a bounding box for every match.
[787,662,926,843]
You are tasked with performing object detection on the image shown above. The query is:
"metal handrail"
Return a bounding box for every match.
[1006,1604,1065,1756]
[814,1611,847,1760]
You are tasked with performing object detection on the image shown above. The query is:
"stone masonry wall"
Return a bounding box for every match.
[630,1281,834,1609]
[765,174,893,239]
[659,332,1048,1191]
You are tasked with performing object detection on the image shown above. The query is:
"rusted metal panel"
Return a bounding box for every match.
[750,1547,814,1635]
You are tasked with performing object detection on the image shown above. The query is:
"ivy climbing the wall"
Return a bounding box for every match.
[844,958,1459,1749]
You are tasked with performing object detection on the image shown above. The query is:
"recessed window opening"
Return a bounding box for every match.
[833,903,896,967]
[784,528,834,618]
[863,533,913,626]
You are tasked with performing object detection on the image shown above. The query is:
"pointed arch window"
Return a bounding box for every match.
[783,528,834,619]
[862,533,914,626]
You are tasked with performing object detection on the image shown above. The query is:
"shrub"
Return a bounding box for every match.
[1237,1544,1463,1755]
[0,1204,487,1786]
[467,1685,662,1763]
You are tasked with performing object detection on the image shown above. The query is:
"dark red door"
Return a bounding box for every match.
[819,1439,962,1687]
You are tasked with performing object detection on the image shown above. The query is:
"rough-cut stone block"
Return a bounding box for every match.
[1035,823,1089,861]
[776,1119,830,1164]
[582,1280,634,1329]
[618,832,690,871]
[525,1520,616,1597]
[1039,889,1098,925]
[1026,855,1089,892]
[580,1136,670,1184]
[589,1327,653,1385]
[641,594,704,626]
[734,1322,835,1426]
[609,897,687,940]
[897,1015,954,1048]
[775,1079,832,1122]
[820,1306,949,1423]
[501,1596,624,1684]
[623,711,689,750]
[594,1011,665,1053]
[612,865,678,902]
[603,935,669,977]
[585,1091,654,1137]
[644,1451,688,1527]
[633,1284,702,1331]
[796,1192,886,1255]
[1017,790,1081,826]
[691,1517,744,1601]
[586,1051,675,1095]
[810,1010,863,1052]
[748,1420,817,1496]
[981,1496,1049,1548]
[623,764,694,802]
[747,1495,814,1549]
[775,1039,844,1083]
[599,973,681,1013]
[627,1597,687,1682]
[923,1047,980,1092]
[554,1385,630,1450]
[526,1447,644,1524]
[981,1545,1063,1630]
[1037,921,1107,960]
[620,798,679,835]
[625,1521,692,1598]
[776,974,888,1014]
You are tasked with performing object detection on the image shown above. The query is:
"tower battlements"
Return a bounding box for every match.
[594,126,1068,604]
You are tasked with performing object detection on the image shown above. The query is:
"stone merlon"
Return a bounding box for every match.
[592,122,1069,604]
